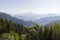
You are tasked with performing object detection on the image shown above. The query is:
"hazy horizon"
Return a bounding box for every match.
[0,0,60,15]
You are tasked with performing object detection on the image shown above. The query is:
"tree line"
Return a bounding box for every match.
[0,17,60,40]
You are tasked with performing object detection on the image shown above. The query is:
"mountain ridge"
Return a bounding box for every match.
[0,12,35,26]
[34,16,60,25]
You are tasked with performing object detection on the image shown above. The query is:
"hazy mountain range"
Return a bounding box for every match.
[14,13,59,21]
[0,12,35,26]
[14,13,60,25]
[34,16,60,25]
[0,12,60,26]
[14,13,43,21]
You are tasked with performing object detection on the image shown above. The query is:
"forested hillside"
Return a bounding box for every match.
[0,12,35,26]
[0,17,60,40]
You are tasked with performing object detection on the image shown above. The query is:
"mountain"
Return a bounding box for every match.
[46,20,60,26]
[14,13,58,21]
[14,13,44,21]
[1,12,60,26]
[14,12,60,25]
[0,12,35,26]
[34,16,60,25]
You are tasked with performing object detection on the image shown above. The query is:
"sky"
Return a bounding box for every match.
[0,0,60,15]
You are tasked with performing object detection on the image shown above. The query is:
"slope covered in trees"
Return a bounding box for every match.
[0,17,60,40]
[0,12,35,26]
